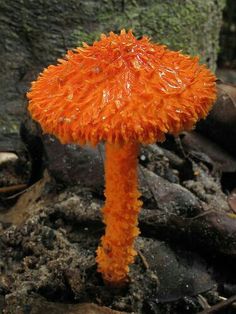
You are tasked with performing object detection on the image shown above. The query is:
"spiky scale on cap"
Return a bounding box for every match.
[27,29,216,146]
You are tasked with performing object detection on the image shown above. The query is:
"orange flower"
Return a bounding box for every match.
[27,29,216,285]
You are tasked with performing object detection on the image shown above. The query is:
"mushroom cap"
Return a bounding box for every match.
[27,30,216,145]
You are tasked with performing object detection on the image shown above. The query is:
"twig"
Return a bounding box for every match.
[0,184,27,194]
[137,249,149,270]
[191,209,216,220]
[197,294,211,310]
[198,294,236,314]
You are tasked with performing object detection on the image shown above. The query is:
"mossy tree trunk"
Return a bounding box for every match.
[0,0,225,135]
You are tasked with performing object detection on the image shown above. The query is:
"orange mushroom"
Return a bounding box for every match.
[27,30,216,285]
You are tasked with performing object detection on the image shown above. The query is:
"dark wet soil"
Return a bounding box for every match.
[0,118,236,314]
[1,86,236,313]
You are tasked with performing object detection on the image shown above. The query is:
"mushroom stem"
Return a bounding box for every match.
[96,142,142,285]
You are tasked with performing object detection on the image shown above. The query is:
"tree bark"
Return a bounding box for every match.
[0,0,225,135]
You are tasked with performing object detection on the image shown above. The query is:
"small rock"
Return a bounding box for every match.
[43,134,104,192]
[198,82,236,157]
[0,152,18,165]
[181,131,236,173]
[139,166,202,216]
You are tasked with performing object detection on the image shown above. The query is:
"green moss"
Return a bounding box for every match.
[0,117,19,135]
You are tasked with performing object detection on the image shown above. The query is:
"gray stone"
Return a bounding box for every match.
[139,166,202,216]
[42,135,104,192]
[198,82,236,157]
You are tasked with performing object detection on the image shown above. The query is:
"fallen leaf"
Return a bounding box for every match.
[0,171,50,227]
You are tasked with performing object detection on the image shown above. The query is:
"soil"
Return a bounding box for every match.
[1,105,236,314]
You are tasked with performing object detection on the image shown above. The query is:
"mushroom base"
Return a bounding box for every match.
[96,142,142,284]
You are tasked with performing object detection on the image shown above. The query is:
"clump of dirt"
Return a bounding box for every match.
[0,164,235,314]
